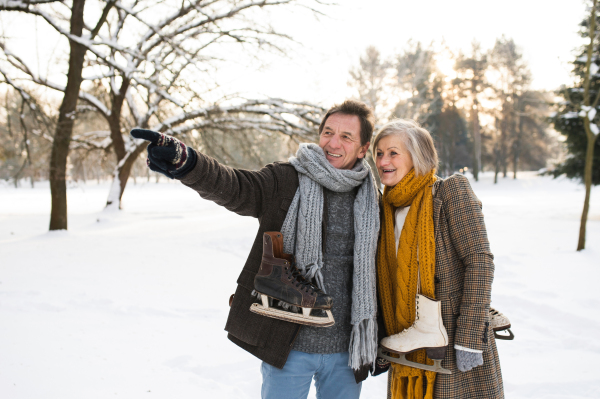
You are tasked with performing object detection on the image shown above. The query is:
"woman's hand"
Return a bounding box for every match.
[456,349,483,372]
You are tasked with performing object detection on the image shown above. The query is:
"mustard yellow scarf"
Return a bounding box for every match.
[377,168,437,399]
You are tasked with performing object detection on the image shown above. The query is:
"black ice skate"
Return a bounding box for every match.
[250,232,335,327]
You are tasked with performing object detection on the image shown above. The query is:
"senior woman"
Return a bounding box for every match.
[373,119,503,399]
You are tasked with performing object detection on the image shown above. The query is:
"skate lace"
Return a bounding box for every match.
[287,263,322,294]
[489,307,503,317]
[399,324,417,335]
[398,298,419,335]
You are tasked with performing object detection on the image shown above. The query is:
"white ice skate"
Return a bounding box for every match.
[490,307,514,340]
[378,294,451,374]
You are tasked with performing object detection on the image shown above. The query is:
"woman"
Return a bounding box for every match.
[373,119,503,399]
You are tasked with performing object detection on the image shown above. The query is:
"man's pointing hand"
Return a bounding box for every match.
[131,128,197,179]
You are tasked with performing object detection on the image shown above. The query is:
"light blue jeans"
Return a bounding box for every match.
[261,350,362,399]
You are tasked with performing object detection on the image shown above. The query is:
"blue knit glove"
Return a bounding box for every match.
[130,129,197,179]
[456,349,483,372]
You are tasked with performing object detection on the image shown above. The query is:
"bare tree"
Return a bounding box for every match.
[488,36,531,183]
[348,46,391,120]
[1,0,116,229]
[455,42,487,181]
[510,90,552,179]
[348,45,394,188]
[1,0,326,219]
[392,41,437,122]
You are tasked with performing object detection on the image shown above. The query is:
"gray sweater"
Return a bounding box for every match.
[293,187,357,354]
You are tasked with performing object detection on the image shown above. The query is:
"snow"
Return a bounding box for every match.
[1,172,599,399]
[562,111,580,119]
[577,55,599,63]
[580,105,597,122]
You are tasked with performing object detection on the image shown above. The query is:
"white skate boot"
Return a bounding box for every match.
[378,294,451,374]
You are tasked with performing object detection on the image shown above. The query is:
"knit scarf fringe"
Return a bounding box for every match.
[377,168,437,399]
[281,143,380,370]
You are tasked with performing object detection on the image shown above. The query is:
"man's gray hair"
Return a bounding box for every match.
[373,119,439,177]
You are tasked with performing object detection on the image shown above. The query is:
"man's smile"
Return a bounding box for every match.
[326,151,342,158]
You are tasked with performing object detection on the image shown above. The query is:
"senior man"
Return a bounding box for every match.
[131,100,381,399]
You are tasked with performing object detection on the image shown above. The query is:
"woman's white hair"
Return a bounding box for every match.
[373,119,439,177]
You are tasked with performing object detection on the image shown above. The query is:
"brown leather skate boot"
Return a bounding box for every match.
[250,232,334,327]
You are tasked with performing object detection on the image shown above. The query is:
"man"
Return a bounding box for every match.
[131,100,381,399]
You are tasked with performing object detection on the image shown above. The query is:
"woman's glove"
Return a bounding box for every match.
[456,349,483,372]
[130,129,197,179]
[371,356,390,376]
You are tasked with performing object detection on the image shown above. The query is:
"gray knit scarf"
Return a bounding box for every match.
[281,143,380,370]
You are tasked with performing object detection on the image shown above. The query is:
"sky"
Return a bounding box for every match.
[221,0,588,105]
[0,0,589,108]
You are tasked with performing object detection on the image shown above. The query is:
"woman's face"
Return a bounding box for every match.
[375,134,414,187]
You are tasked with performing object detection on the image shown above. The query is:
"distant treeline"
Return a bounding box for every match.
[348,37,562,183]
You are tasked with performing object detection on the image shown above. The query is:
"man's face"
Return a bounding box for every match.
[318,113,370,170]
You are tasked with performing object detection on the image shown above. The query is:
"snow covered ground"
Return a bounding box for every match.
[1,172,599,399]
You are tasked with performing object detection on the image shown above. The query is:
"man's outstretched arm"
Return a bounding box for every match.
[131,129,284,219]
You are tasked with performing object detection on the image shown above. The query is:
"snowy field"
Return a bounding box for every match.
[1,171,599,399]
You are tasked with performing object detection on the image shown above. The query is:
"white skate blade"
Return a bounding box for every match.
[494,328,514,340]
[377,348,452,374]
[250,303,335,327]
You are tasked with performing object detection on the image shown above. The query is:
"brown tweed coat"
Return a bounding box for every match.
[386,174,504,399]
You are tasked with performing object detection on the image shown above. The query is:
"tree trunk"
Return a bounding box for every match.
[493,143,501,184]
[108,80,130,162]
[500,108,509,178]
[105,79,143,209]
[472,107,481,181]
[48,0,87,230]
[501,145,508,178]
[577,0,598,251]
[106,143,148,208]
[577,128,598,251]
[512,148,519,180]
[513,115,522,180]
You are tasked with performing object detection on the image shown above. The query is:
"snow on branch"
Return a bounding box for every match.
[562,111,580,119]
[579,105,597,121]
[149,98,325,142]
[0,0,61,6]
[70,130,113,150]
[125,0,294,57]
[577,55,600,63]
[130,75,185,108]
[0,67,31,103]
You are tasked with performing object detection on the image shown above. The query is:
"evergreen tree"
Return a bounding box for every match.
[551,4,600,186]
[551,0,600,250]
[552,106,600,185]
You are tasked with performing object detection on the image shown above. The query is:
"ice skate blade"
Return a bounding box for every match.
[377,348,452,374]
[250,303,335,327]
[492,323,511,331]
[494,328,514,340]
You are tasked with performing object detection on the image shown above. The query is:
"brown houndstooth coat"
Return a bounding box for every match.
[386,174,504,399]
